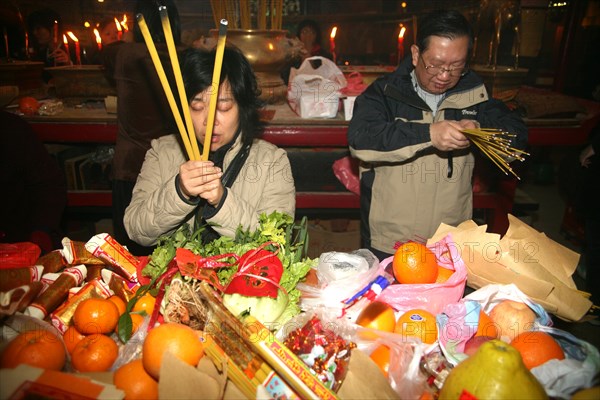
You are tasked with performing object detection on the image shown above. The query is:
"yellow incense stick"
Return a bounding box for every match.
[159,6,200,161]
[136,13,194,160]
[202,19,228,161]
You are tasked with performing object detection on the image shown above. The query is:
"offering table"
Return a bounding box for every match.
[25,100,599,234]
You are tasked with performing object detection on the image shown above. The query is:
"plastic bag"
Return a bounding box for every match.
[437,284,600,399]
[297,249,384,312]
[375,235,468,316]
[288,56,347,118]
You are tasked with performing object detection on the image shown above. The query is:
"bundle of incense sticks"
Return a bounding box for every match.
[196,282,339,400]
[137,6,228,161]
[461,127,528,179]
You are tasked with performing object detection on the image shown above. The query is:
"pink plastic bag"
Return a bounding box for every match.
[332,156,360,195]
[340,72,368,97]
[375,235,467,316]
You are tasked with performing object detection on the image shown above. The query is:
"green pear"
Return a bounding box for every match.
[439,339,548,400]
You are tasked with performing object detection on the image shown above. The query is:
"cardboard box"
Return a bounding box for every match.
[307,219,361,259]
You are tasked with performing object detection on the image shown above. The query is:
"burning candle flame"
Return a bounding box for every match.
[330,26,337,40]
[67,31,78,42]
[93,28,101,46]
[63,34,68,44]
[120,14,128,31]
[114,17,122,32]
[399,26,406,39]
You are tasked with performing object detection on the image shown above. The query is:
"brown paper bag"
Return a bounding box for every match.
[428,215,592,321]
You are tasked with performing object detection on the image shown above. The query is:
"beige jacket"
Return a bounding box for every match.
[125,134,295,246]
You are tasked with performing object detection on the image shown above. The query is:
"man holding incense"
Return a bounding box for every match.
[124,47,295,246]
[347,9,527,261]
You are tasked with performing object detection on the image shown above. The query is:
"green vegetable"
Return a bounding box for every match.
[223,290,289,326]
[142,212,316,326]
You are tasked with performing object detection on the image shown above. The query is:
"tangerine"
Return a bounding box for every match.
[71,334,119,372]
[355,301,397,333]
[132,292,156,316]
[476,309,499,338]
[142,322,204,379]
[395,309,438,344]
[392,242,439,284]
[108,295,127,316]
[63,325,87,354]
[435,267,454,283]
[0,329,66,371]
[113,359,159,400]
[116,313,145,336]
[369,345,391,378]
[73,298,120,334]
[18,96,40,116]
[510,331,565,370]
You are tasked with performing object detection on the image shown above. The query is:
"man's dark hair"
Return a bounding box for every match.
[181,47,264,145]
[416,9,473,55]
[133,0,181,44]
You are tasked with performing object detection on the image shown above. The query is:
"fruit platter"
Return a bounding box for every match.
[1,212,599,399]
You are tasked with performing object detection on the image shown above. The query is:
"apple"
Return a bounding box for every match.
[464,335,495,356]
[488,300,536,342]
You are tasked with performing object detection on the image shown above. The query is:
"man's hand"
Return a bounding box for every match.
[179,160,224,206]
[580,144,595,168]
[430,119,477,151]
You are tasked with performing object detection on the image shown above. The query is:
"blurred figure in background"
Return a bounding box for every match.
[101,0,182,255]
[0,111,67,254]
[26,8,71,67]
[98,17,122,46]
[296,19,332,59]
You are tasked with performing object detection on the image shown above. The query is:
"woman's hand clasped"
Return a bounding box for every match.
[179,160,224,206]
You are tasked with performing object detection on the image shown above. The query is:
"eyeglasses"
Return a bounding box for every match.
[419,54,468,77]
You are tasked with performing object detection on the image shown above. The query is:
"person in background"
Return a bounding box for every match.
[579,124,600,307]
[98,17,121,47]
[296,19,332,60]
[26,8,71,68]
[347,9,527,261]
[281,19,332,85]
[0,111,67,254]
[101,0,182,255]
[124,47,295,246]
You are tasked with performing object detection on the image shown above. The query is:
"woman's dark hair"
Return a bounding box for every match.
[27,8,60,33]
[416,9,473,55]
[296,19,322,46]
[181,47,264,144]
[133,0,181,44]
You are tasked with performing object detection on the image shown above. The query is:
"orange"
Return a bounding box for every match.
[18,96,40,115]
[369,345,391,378]
[71,334,119,372]
[435,267,454,283]
[63,325,88,354]
[510,331,565,370]
[395,309,438,344]
[142,322,204,379]
[476,309,499,338]
[355,301,397,333]
[108,295,127,316]
[116,313,145,336]
[114,359,159,400]
[132,292,156,316]
[73,298,120,335]
[392,242,439,284]
[0,329,66,371]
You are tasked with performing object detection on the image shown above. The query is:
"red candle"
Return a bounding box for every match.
[397,25,406,64]
[114,18,123,41]
[329,26,337,64]
[93,28,102,51]
[62,34,70,59]
[67,31,81,65]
